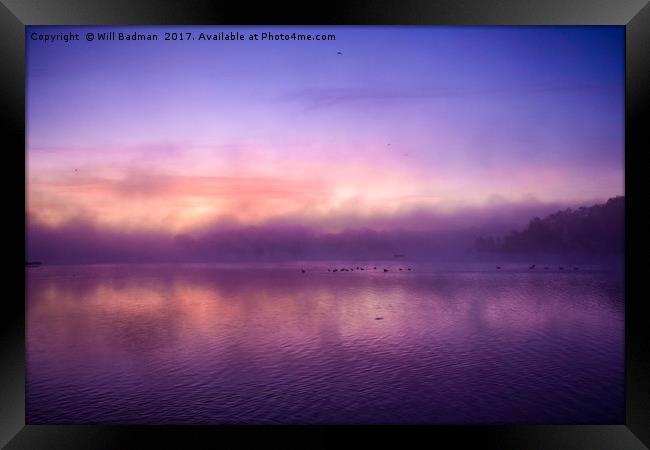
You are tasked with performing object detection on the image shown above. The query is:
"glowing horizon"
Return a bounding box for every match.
[27,26,624,235]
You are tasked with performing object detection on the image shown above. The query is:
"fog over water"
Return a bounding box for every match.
[25,26,625,424]
[27,262,624,424]
[27,198,618,264]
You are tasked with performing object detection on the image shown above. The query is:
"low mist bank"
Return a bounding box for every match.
[27,197,623,265]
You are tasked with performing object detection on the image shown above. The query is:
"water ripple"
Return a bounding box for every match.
[27,263,624,424]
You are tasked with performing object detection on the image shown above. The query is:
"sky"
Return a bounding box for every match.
[27,26,624,241]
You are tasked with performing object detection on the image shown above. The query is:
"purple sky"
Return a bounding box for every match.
[27,26,624,241]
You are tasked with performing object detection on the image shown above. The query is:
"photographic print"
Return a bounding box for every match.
[26,26,624,424]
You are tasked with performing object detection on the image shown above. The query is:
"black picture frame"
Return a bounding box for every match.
[2,1,648,448]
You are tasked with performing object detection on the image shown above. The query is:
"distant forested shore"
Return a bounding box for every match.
[474,196,624,257]
[27,197,624,264]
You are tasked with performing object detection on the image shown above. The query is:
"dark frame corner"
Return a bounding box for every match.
[2,0,648,448]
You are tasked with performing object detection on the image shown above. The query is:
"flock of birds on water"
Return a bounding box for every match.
[300,264,581,274]
[498,264,580,271]
[299,261,582,321]
[301,266,412,274]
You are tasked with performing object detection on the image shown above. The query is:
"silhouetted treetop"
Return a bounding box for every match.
[475,196,624,256]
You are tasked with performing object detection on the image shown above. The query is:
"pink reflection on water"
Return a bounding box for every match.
[26,264,624,424]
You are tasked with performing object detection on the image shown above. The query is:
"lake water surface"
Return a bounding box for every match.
[26,262,624,424]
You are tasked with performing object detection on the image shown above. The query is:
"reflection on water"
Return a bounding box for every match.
[26,263,624,424]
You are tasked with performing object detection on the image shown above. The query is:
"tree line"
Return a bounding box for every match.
[474,196,624,256]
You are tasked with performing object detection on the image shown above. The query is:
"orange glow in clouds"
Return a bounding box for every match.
[26,142,622,234]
